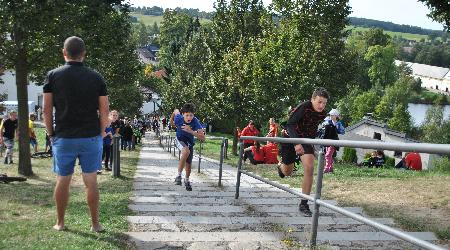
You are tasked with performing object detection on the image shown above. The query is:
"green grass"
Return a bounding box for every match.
[0,128,140,249]
[409,89,450,104]
[347,25,429,42]
[196,132,450,241]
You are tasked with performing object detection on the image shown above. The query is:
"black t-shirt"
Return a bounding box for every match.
[285,101,327,139]
[111,120,121,134]
[43,61,107,138]
[2,119,17,139]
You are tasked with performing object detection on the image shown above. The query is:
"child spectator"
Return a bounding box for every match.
[243,141,265,165]
[405,152,422,171]
[263,141,279,164]
[266,118,279,137]
[29,113,38,153]
[322,109,345,173]
[240,121,260,162]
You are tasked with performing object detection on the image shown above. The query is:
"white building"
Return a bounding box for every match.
[0,70,43,112]
[337,117,438,169]
[395,60,450,94]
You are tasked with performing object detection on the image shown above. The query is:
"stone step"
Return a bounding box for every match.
[129,204,363,215]
[130,196,338,205]
[127,215,394,226]
[133,190,298,198]
[133,184,291,193]
[125,231,437,243]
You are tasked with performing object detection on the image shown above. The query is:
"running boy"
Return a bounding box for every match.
[278,88,329,216]
[172,103,205,191]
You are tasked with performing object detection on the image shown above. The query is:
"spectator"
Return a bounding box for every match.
[29,113,38,153]
[243,141,265,165]
[266,118,279,137]
[405,152,422,171]
[322,109,345,173]
[240,121,260,162]
[43,36,109,232]
[263,141,279,164]
[0,110,18,164]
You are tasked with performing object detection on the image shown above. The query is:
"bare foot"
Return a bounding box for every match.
[53,224,65,231]
[90,224,104,233]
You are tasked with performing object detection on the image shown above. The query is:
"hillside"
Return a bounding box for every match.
[347,25,429,41]
[131,13,210,26]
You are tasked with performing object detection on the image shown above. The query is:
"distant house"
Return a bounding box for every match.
[395,60,450,94]
[137,44,160,66]
[337,116,437,169]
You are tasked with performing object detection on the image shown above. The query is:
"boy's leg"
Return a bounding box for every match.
[174,139,190,185]
[82,172,102,232]
[184,145,194,191]
[298,152,315,217]
[278,142,296,177]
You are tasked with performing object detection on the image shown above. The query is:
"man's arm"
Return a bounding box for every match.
[99,96,110,137]
[43,93,54,136]
[285,105,305,139]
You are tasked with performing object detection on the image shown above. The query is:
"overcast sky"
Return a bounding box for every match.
[127,0,444,30]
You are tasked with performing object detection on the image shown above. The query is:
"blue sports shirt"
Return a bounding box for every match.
[174,114,203,145]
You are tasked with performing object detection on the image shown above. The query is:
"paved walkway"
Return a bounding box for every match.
[125,134,441,250]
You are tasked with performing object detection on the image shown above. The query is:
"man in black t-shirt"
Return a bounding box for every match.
[278,88,329,217]
[43,36,109,233]
[0,111,18,164]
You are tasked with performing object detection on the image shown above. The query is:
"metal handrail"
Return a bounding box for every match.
[159,133,229,186]
[235,136,448,250]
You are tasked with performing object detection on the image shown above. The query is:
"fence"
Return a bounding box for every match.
[159,133,229,186]
[235,136,449,250]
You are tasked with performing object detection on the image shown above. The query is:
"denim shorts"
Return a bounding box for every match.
[52,135,102,176]
[4,138,14,149]
[30,138,38,147]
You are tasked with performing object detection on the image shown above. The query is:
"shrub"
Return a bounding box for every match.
[385,156,395,168]
[431,157,450,172]
[342,147,357,163]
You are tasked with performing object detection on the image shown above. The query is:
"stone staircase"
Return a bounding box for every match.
[125,134,442,250]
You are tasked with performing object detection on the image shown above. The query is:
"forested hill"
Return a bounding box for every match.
[130,6,444,37]
[349,17,444,37]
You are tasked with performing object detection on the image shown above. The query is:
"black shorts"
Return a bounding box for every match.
[175,138,194,164]
[281,141,314,165]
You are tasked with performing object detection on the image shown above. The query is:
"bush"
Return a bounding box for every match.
[385,156,395,168]
[432,157,450,172]
[342,147,357,163]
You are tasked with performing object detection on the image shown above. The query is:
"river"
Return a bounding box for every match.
[408,103,450,126]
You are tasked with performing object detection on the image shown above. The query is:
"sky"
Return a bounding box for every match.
[127,0,444,30]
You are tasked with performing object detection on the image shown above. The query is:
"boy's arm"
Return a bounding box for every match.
[170,109,179,128]
[0,121,3,142]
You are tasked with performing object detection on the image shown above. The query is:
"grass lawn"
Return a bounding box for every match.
[347,25,429,41]
[197,132,450,243]
[131,13,210,26]
[0,128,140,249]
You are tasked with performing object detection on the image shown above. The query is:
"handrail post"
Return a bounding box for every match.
[224,138,229,159]
[197,141,203,173]
[218,138,225,187]
[169,137,172,153]
[235,141,244,199]
[112,134,121,177]
[173,139,176,157]
[310,150,325,247]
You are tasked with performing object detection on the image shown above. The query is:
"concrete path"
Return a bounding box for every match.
[125,133,442,250]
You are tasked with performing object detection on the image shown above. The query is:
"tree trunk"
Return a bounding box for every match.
[14,30,33,176]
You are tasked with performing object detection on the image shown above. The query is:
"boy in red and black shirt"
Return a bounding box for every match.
[240,121,260,162]
[278,88,329,216]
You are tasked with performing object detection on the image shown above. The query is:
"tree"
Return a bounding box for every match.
[364,44,397,87]
[0,0,142,175]
[418,0,450,30]
[421,101,446,143]
[388,103,412,133]
[349,88,380,123]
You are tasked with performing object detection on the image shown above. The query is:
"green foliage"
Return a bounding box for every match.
[349,88,380,123]
[421,103,448,143]
[364,44,397,87]
[418,0,450,30]
[342,147,357,163]
[431,157,450,172]
[387,103,412,133]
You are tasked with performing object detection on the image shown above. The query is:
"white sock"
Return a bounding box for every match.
[177,172,182,177]
[185,177,189,182]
